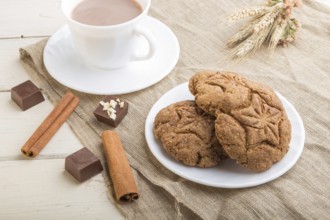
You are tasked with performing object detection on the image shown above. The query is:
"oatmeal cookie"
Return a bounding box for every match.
[153,100,227,167]
[189,71,251,115]
[189,71,291,172]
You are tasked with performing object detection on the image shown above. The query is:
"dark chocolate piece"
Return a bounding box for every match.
[65,147,103,182]
[93,96,128,127]
[11,80,45,111]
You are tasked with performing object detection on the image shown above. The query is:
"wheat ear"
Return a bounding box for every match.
[228,7,269,21]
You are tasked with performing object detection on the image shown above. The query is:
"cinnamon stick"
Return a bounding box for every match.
[102,130,139,204]
[21,92,80,158]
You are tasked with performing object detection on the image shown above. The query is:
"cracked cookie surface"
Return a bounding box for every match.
[189,71,291,172]
[153,100,227,167]
[189,71,251,115]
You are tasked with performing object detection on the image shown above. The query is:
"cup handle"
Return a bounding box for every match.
[130,26,156,61]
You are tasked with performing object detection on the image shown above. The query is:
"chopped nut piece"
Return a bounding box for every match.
[110,113,117,120]
[109,99,117,108]
[100,101,111,111]
[108,108,116,115]
[119,102,125,108]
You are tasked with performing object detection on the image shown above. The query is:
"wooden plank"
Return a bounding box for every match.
[0,38,84,160]
[0,92,83,160]
[0,38,45,91]
[0,0,65,38]
[0,159,123,219]
[0,34,123,218]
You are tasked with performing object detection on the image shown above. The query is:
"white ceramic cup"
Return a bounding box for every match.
[61,0,156,70]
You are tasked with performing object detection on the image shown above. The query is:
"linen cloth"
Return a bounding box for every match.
[19,0,330,219]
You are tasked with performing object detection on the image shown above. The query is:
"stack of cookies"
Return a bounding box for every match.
[154,71,291,172]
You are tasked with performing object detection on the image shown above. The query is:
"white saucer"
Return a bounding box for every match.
[145,83,305,188]
[43,16,180,95]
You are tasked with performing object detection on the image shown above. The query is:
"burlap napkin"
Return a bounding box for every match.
[19,0,330,219]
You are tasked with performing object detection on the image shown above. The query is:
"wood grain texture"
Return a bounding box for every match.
[0,159,123,220]
[0,0,65,38]
[0,92,82,160]
[0,38,45,91]
[0,5,123,216]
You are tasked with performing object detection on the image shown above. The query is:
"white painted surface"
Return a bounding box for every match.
[0,38,40,90]
[0,0,65,38]
[0,1,124,219]
[0,159,122,220]
[0,92,82,160]
[0,0,328,219]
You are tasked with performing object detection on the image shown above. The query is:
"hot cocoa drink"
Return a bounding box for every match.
[63,0,155,69]
[71,0,142,26]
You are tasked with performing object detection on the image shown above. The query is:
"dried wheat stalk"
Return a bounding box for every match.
[227,0,301,59]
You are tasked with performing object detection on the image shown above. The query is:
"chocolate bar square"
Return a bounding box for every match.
[65,147,103,182]
[11,80,45,111]
[93,96,128,127]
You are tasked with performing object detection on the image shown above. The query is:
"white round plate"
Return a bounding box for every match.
[43,16,180,95]
[145,83,305,188]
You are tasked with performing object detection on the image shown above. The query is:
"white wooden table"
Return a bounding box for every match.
[0,0,329,219]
